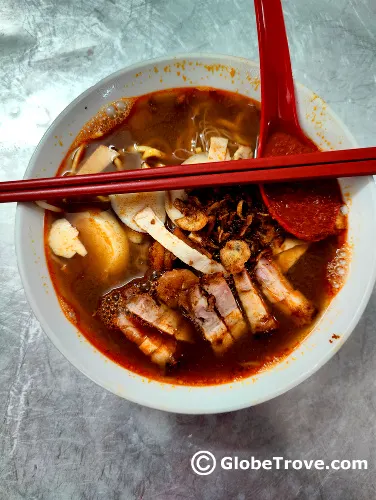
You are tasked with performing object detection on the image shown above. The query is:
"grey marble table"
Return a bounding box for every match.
[1,0,376,498]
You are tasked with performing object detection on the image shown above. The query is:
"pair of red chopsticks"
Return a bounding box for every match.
[1,146,376,203]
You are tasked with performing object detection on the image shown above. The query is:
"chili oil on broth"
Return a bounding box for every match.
[59,87,261,175]
[44,87,347,386]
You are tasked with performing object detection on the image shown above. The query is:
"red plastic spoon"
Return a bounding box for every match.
[254,0,343,241]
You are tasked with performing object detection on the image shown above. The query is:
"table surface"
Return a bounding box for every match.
[1,0,376,498]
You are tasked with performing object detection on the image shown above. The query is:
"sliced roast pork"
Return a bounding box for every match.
[126,294,195,343]
[255,257,315,326]
[202,273,247,340]
[233,270,278,334]
[181,284,234,354]
[97,288,179,369]
[116,314,178,368]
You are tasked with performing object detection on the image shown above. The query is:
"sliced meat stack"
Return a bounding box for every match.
[202,273,247,341]
[97,256,316,370]
[255,257,315,326]
[116,314,179,368]
[96,287,181,370]
[180,283,234,354]
[233,269,278,334]
[126,293,195,343]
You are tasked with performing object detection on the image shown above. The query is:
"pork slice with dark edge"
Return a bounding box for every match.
[233,269,278,334]
[116,315,178,369]
[202,273,248,340]
[126,293,195,343]
[96,288,179,369]
[255,256,315,326]
[180,284,234,354]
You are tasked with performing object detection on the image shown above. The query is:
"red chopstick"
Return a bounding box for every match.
[1,146,375,194]
[1,147,376,203]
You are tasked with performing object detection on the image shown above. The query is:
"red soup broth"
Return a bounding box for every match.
[45,88,348,385]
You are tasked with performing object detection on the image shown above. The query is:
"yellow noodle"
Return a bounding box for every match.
[70,143,87,174]
[113,157,123,171]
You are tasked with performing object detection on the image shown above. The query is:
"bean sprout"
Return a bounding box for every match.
[35,201,63,212]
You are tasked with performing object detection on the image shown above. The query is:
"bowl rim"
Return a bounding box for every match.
[15,52,376,414]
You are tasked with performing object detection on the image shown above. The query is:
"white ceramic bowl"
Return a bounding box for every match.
[16,54,376,414]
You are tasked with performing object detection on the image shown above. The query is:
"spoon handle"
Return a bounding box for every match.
[254,0,303,155]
